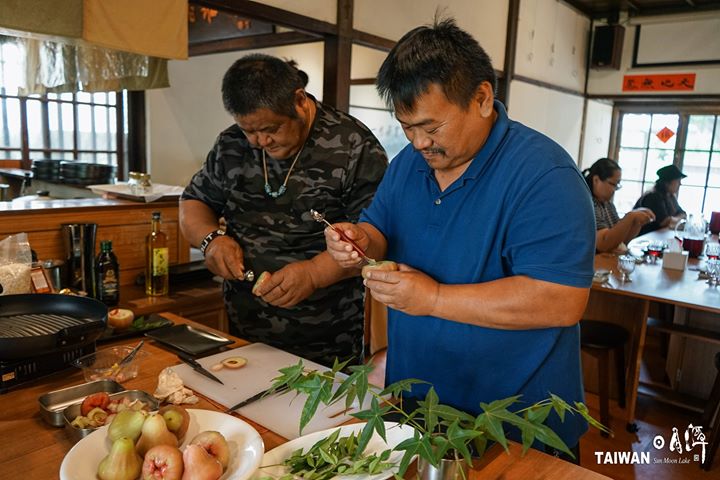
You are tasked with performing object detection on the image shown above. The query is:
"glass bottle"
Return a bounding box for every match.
[96,240,119,306]
[145,211,169,296]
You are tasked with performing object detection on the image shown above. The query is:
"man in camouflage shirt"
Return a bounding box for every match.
[181,54,388,366]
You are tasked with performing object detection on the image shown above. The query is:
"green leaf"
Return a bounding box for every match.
[446,421,480,464]
[418,388,440,433]
[533,424,573,458]
[474,412,509,451]
[526,404,553,425]
[380,378,427,397]
[479,395,522,413]
[298,376,333,434]
[432,404,476,424]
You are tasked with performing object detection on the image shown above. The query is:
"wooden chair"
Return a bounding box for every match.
[701,352,720,470]
[580,319,629,437]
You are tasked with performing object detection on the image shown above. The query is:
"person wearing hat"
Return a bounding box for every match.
[634,164,687,235]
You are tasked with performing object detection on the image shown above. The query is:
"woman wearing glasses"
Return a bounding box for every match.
[583,158,655,253]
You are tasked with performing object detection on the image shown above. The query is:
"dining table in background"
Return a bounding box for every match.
[587,228,720,431]
[0,312,610,480]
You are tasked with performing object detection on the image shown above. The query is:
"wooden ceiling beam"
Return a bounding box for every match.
[194,0,336,36]
[189,31,320,56]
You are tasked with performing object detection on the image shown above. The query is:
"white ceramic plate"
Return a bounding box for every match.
[60,408,264,480]
[253,422,415,480]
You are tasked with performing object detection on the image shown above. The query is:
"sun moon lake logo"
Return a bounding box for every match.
[594,424,707,466]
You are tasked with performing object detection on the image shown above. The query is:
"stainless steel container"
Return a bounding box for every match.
[38,379,124,427]
[63,389,159,443]
[61,223,97,296]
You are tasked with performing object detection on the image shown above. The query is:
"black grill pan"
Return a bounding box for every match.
[0,294,107,359]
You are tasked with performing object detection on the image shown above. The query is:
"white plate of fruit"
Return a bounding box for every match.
[60,407,264,480]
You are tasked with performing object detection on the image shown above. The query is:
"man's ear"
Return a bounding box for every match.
[294,88,308,108]
[475,81,495,118]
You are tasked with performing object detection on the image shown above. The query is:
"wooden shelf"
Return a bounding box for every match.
[647,317,720,345]
[637,381,706,413]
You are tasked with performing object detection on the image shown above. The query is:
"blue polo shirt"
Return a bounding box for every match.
[360,101,595,448]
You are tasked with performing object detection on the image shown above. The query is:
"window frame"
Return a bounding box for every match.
[0,90,128,179]
[610,102,720,215]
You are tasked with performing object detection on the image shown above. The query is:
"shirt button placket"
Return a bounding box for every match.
[434,198,442,205]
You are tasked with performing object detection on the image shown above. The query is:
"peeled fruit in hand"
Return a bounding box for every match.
[108,308,135,330]
[158,405,190,443]
[189,430,230,470]
[142,444,184,480]
[97,436,143,480]
[251,271,271,295]
[361,260,399,279]
[181,444,223,480]
[136,413,178,458]
[108,409,146,443]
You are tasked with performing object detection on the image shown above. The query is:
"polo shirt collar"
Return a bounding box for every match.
[416,99,510,181]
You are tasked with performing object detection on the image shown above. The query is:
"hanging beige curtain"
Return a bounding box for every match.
[0,0,185,94]
[0,35,169,94]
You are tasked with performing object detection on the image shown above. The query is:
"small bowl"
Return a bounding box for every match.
[72,346,149,383]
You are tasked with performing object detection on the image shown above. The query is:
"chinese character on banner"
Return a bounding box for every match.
[657,127,675,144]
[622,73,696,92]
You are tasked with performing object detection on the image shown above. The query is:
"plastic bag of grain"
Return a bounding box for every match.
[0,233,32,295]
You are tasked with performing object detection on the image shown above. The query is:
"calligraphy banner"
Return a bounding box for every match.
[622,73,696,92]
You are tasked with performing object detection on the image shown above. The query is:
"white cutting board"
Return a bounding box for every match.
[171,343,360,439]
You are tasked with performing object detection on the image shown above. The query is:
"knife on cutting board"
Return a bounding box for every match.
[176,351,224,384]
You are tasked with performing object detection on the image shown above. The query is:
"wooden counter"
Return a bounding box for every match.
[0,313,610,480]
[0,197,189,287]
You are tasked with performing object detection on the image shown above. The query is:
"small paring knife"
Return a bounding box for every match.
[224,386,289,413]
[176,351,224,385]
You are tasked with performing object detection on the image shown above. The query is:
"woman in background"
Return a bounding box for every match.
[634,165,687,236]
[584,158,655,253]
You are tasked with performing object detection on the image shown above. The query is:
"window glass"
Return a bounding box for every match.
[649,114,679,149]
[678,185,705,215]
[709,152,720,188]
[76,91,93,104]
[77,103,94,151]
[0,97,21,148]
[617,147,645,180]
[715,117,720,151]
[682,150,711,187]
[686,115,714,150]
[705,187,720,215]
[26,99,45,149]
[48,101,75,151]
[620,114,651,148]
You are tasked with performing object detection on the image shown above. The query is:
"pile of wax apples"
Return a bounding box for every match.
[97,403,230,480]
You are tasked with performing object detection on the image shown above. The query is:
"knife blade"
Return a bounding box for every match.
[224,385,288,413]
[176,352,224,385]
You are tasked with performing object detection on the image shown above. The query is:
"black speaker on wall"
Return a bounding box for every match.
[591,25,625,69]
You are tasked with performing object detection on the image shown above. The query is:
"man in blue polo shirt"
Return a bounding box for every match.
[324,18,595,456]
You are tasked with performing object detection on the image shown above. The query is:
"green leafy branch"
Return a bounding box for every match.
[268,359,608,478]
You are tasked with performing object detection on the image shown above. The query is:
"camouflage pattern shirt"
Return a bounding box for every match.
[182,99,388,366]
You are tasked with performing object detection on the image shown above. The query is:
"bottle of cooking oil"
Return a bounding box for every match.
[96,240,119,306]
[145,211,169,296]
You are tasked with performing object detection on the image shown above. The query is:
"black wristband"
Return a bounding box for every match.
[199,229,226,255]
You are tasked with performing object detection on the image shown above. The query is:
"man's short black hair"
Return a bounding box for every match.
[222,53,307,118]
[376,17,497,113]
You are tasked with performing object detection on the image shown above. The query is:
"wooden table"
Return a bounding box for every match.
[0,313,609,479]
[587,229,720,428]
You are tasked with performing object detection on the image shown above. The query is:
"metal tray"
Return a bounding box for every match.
[38,379,124,427]
[63,389,159,443]
[145,324,234,356]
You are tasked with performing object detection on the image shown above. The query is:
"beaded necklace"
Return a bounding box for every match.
[262,145,304,198]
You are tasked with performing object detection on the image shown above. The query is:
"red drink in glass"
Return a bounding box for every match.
[647,246,663,258]
[711,212,720,235]
[683,237,705,258]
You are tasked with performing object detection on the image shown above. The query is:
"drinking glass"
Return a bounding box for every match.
[646,240,665,264]
[706,259,720,286]
[618,255,636,283]
[706,242,720,261]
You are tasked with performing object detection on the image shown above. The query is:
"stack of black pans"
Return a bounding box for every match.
[31,159,63,182]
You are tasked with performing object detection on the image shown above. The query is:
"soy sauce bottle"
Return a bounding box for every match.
[96,240,119,306]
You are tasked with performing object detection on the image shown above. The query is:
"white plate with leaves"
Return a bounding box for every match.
[252,421,415,480]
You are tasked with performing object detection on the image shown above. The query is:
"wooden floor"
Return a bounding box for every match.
[579,392,716,479]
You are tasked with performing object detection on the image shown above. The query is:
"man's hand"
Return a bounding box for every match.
[324,222,370,268]
[203,236,248,280]
[363,264,440,316]
[253,261,316,308]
